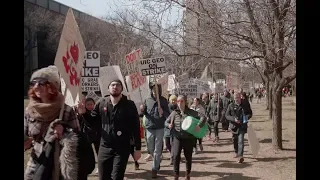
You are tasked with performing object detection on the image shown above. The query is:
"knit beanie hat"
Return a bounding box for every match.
[30,65,60,89]
[108,79,123,91]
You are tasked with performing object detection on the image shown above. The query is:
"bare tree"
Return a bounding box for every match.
[112,0,295,150]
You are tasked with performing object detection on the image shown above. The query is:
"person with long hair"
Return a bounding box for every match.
[165,94,178,165]
[166,95,206,180]
[190,98,205,154]
[24,66,82,180]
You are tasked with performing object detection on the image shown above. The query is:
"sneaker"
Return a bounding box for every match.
[144,154,153,161]
[193,147,197,155]
[94,168,99,174]
[151,170,157,178]
[238,157,244,163]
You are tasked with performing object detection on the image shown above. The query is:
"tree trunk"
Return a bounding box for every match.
[272,86,283,150]
[268,85,273,120]
[266,80,269,110]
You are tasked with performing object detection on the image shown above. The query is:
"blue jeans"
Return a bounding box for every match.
[146,128,164,171]
[233,131,245,157]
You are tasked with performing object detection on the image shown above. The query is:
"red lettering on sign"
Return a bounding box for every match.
[62,42,81,87]
[130,72,146,90]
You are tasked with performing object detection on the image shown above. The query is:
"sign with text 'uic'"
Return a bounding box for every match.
[81,51,100,92]
[139,57,166,76]
[179,84,198,98]
[125,49,146,91]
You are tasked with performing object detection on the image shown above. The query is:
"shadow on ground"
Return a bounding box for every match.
[259,138,289,143]
[125,170,259,179]
[216,162,252,169]
[247,156,296,162]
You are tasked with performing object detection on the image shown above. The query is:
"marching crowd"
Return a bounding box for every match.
[24,66,253,180]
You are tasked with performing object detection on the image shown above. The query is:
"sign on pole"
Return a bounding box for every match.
[54,8,85,104]
[139,57,166,76]
[226,72,239,90]
[215,83,224,93]
[179,84,198,98]
[82,51,100,92]
[125,49,146,91]
[53,8,85,180]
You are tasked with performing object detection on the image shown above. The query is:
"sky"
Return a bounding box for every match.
[54,0,183,25]
[55,0,121,18]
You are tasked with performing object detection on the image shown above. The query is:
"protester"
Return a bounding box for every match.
[166,95,206,180]
[206,93,223,143]
[78,79,141,180]
[24,66,83,180]
[142,82,170,178]
[201,93,211,140]
[165,94,178,165]
[190,98,205,154]
[225,92,253,163]
[221,89,232,132]
[76,97,102,174]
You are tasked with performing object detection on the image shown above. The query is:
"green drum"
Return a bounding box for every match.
[181,116,208,139]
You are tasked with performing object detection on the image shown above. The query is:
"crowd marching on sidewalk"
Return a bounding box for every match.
[23,65,264,180]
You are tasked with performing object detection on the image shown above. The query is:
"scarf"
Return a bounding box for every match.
[26,93,64,122]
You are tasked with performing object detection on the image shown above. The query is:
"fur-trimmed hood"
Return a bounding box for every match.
[59,131,79,180]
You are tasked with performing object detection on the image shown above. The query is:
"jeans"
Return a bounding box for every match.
[98,146,130,180]
[213,121,219,137]
[233,131,245,157]
[165,136,174,160]
[173,136,196,175]
[146,128,164,171]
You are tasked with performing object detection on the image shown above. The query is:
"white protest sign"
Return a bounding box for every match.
[82,51,100,92]
[248,124,260,157]
[98,66,128,97]
[226,71,239,90]
[190,78,211,94]
[242,82,250,92]
[215,83,224,93]
[54,8,85,104]
[179,84,198,98]
[60,78,82,107]
[125,49,147,91]
[167,74,176,91]
[139,57,166,76]
[86,91,101,103]
[157,73,169,99]
[125,76,150,110]
[176,73,189,84]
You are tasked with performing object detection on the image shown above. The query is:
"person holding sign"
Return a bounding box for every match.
[78,79,141,180]
[24,67,81,180]
[225,92,253,163]
[142,82,170,178]
[166,95,206,180]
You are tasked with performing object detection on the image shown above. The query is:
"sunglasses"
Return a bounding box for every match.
[30,78,49,87]
[177,100,185,103]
